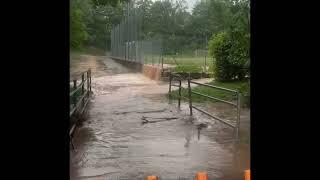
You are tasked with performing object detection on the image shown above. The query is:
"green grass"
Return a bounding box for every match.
[162,55,213,73]
[70,46,106,58]
[163,55,208,65]
[142,55,208,71]
[169,81,249,106]
[174,65,203,73]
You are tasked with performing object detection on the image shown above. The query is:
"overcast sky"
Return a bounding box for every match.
[150,0,200,13]
[185,0,199,12]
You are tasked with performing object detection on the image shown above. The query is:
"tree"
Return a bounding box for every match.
[70,0,127,49]
[142,0,190,54]
[70,0,91,49]
[207,0,250,81]
[85,4,125,50]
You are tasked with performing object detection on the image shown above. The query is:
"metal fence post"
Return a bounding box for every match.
[168,72,172,97]
[205,55,207,73]
[187,75,193,116]
[205,55,207,66]
[161,56,164,69]
[178,79,181,108]
[81,74,85,106]
[87,71,90,95]
[73,80,77,105]
[81,74,84,93]
[89,69,92,92]
[151,43,154,65]
[235,92,241,141]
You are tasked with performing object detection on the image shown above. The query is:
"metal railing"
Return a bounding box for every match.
[70,68,92,117]
[70,68,92,149]
[168,72,241,140]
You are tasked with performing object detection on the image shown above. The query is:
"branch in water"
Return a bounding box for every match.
[141,116,179,124]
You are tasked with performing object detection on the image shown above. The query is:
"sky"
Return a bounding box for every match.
[151,0,201,13]
[185,0,199,12]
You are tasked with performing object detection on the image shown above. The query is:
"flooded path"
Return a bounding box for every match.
[70,55,250,180]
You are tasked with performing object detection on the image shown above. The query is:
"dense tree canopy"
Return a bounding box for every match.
[70,0,125,49]
[208,0,250,81]
[70,0,250,55]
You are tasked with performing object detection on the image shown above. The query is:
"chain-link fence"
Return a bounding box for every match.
[110,1,210,73]
[110,1,163,65]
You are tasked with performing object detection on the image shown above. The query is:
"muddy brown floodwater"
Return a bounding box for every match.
[70,55,250,180]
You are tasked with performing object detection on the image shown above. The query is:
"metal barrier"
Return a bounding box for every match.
[69,68,92,149]
[168,72,241,140]
[70,68,92,117]
[168,73,184,108]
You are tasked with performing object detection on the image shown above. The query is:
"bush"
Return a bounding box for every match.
[239,80,250,107]
[208,31,249,81]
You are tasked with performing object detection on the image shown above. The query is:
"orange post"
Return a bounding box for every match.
[196,172,208,180]
[147,175,158,180]
[244,169,250,180]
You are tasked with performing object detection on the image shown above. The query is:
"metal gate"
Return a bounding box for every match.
[168,72,241,140]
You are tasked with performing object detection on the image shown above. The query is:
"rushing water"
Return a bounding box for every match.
[70,55,250,180]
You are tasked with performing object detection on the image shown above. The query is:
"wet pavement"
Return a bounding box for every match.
[70,55,250,180]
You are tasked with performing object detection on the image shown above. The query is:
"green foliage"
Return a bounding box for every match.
[138,0,191,54]
[70,47,106,57]
[70,0,250,63]
[70,8,88,49]
[208,32,228,58]
[208,30,249,81]
[92,0,129,6]
[239,80,250,106]
[85,4,124,50]
[70,0,125,50]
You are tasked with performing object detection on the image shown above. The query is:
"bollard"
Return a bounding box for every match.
[244,169,250,180]
[196,172,208,180]
[147,175,158,180]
